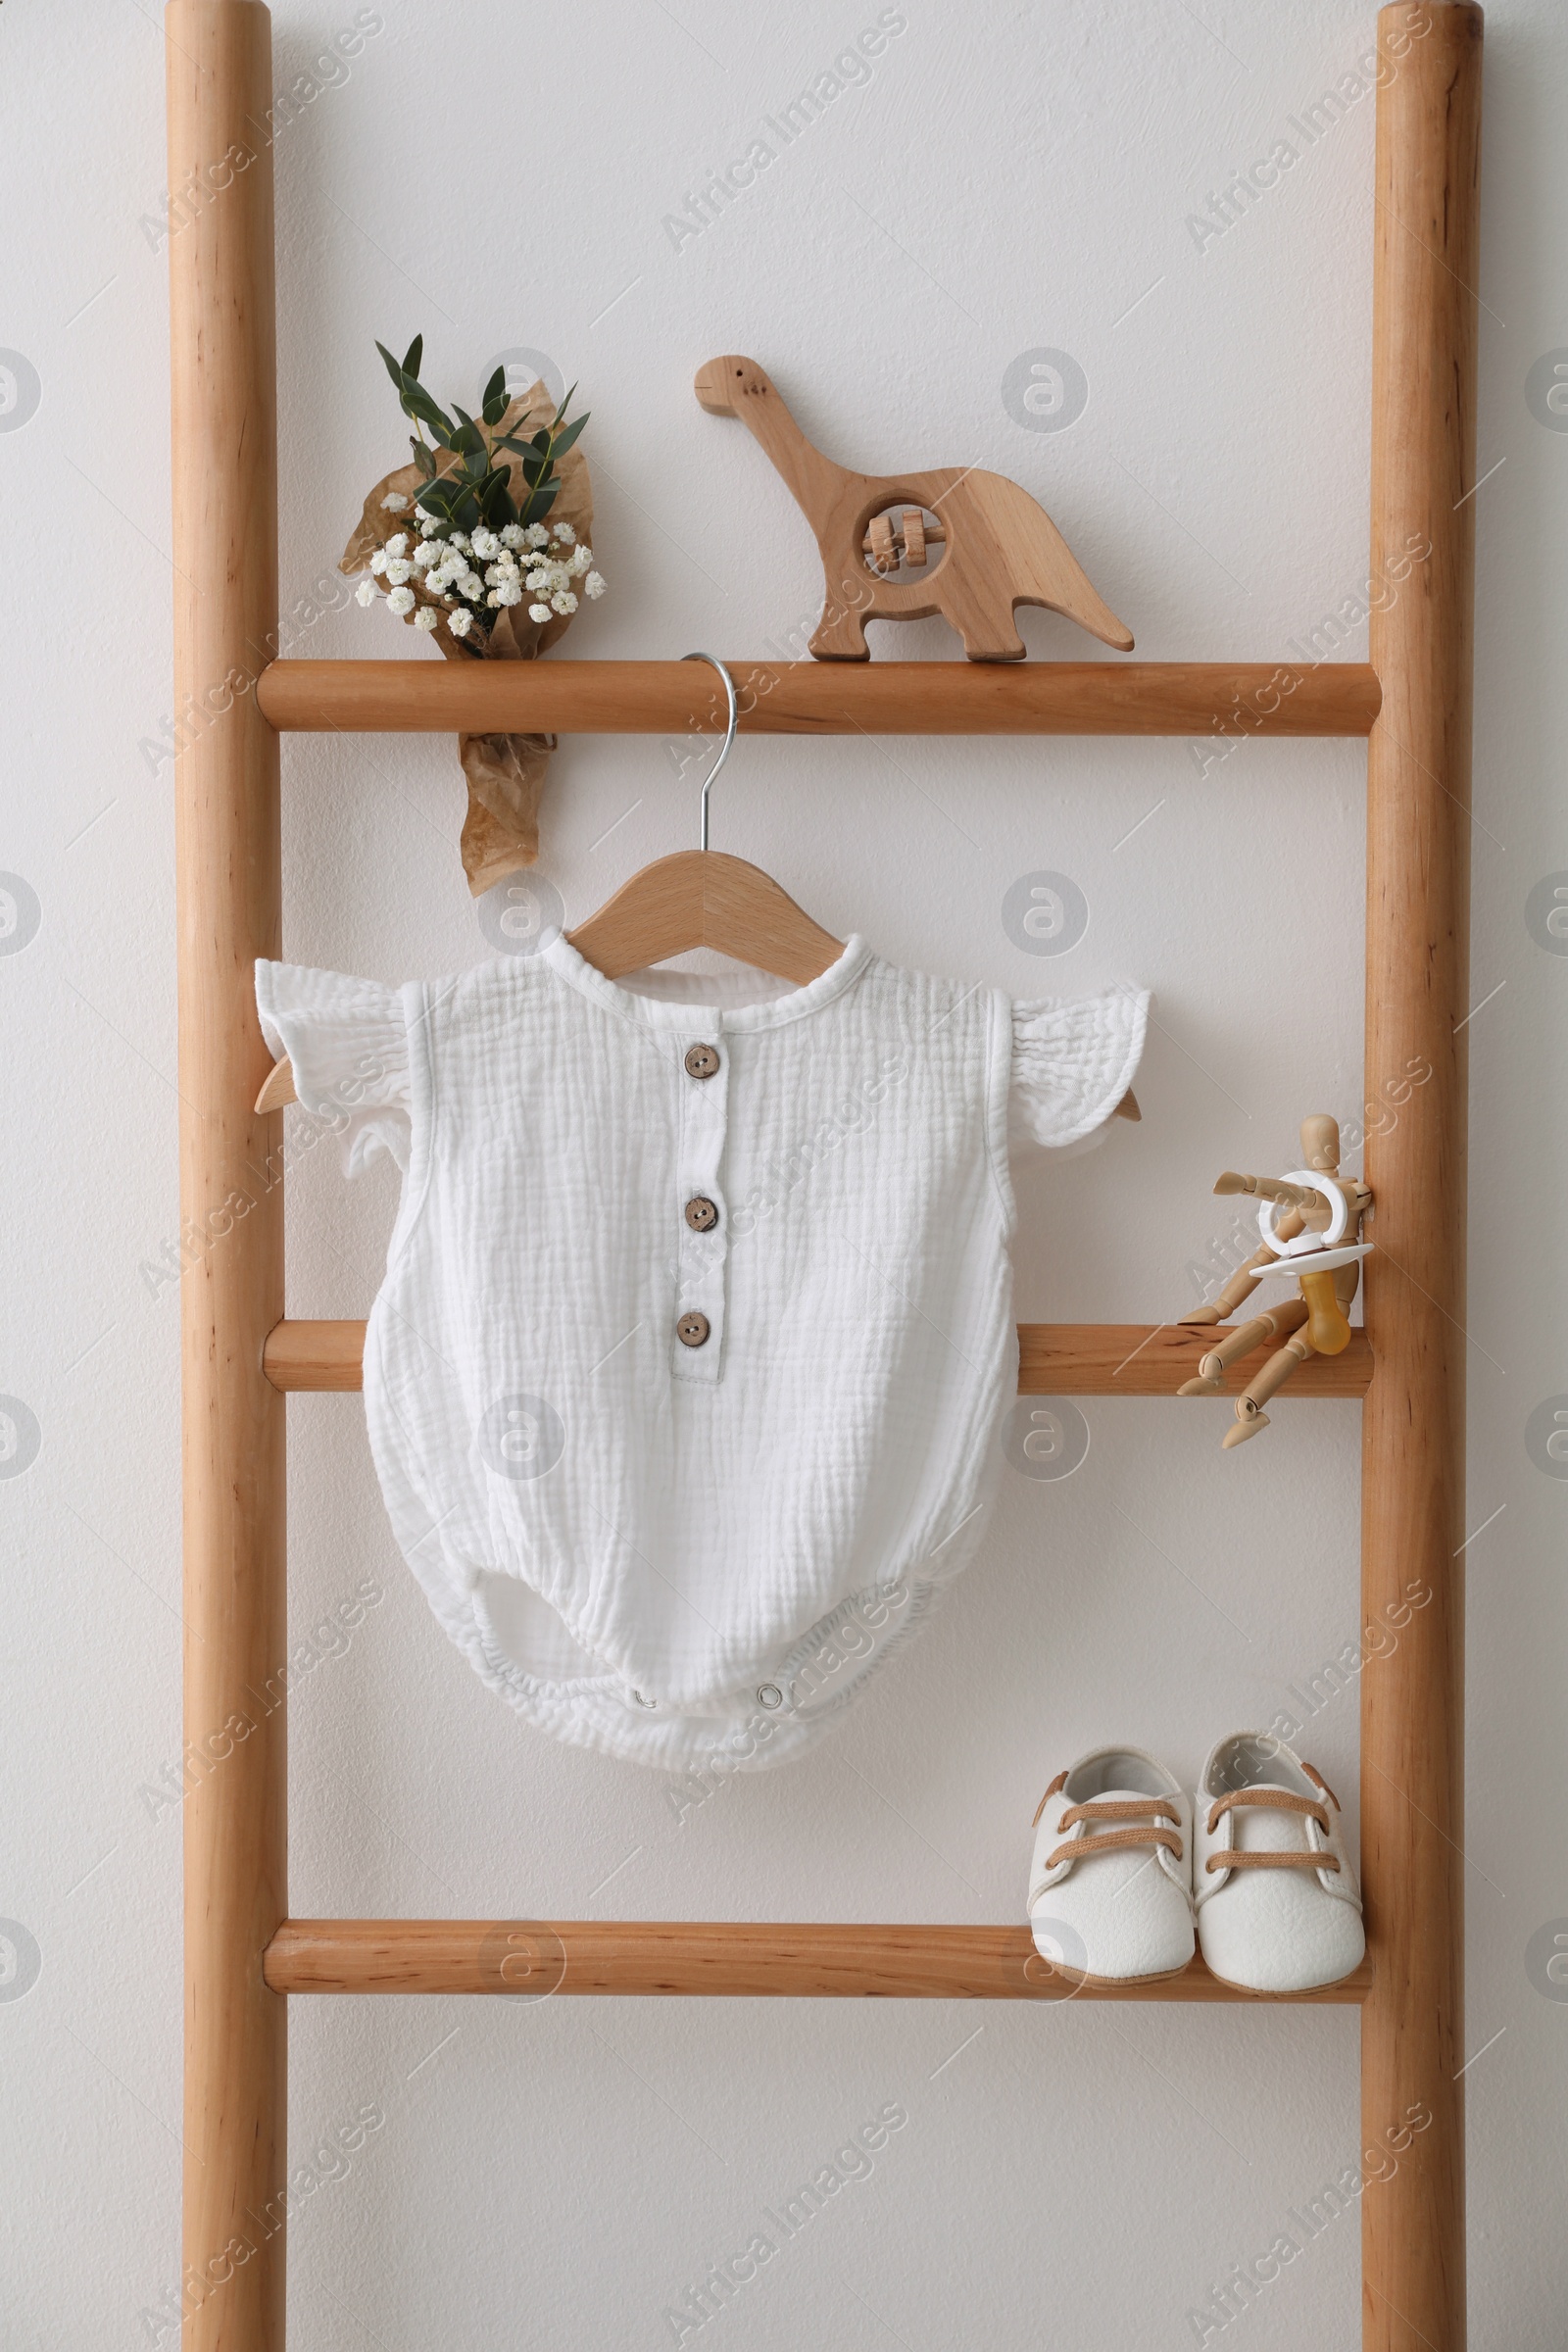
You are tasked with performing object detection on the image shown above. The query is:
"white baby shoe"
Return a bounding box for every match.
[1028,1745,1195,1984]
[1193,1732,1365,1993]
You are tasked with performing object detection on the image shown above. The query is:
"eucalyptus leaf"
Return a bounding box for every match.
[402,333,424,378]
[398,375,455,439]
[547,413,589,461]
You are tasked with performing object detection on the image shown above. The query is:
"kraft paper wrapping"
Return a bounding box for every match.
[341,383,594,895]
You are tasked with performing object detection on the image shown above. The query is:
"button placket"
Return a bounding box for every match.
[671,1031,729,1381]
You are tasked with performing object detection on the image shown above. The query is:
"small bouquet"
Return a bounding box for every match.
[342,335,608,893]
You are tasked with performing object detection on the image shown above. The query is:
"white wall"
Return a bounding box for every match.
[3,2,1564,2345]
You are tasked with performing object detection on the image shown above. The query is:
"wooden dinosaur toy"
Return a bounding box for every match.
[694,355,1134,662]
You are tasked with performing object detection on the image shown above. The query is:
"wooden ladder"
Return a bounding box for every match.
[167,5,1479,2345]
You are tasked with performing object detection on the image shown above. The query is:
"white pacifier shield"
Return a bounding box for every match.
[1247,1242,1374,1277]
[1258,1170,1349,1257]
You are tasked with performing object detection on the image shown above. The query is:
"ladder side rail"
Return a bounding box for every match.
[169,8,288,2351]
[1362,8,1481,2349]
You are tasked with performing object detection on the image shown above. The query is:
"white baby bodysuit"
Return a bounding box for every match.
[257,936,1148,1771]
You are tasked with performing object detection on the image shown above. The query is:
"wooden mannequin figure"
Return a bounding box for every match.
[1177,1114,1372,1448]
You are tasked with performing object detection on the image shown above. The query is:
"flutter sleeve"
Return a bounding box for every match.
[255,960,413,1176]
[1009,987,1151,1151]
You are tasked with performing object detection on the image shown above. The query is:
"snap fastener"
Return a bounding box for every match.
[684,1195,718,1233]
[757,1683,783,1710]
[676,1311,710,1348]
[684,1042,720,1080]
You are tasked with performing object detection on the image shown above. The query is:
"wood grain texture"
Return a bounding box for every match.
[264,1918,1374,2003]
[254,1053,295,1112]
[693,353,1134,659]
[565,850,845,983]
[1020,1321,1372,1396]
[263,1317,1371,1397]
[254,658,1381,737]
[1362,10,1481,2349]
[168,8,287,2351]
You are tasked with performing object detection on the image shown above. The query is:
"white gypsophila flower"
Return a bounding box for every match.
[486,590,502,608]
[528,602,551,623]
[384,533,409,558]
[551,590,577,614]
[380,491,410,512]
[470,527,499,558]
[418,516,441,537]
[368,549,388,575]
[569,544,592,575]
[584,570,606,599]
[449,531,471,553]
[461,572,484,601]
[413,605,439,632]
[448,606,473,637]
[552,520,576,545]
[494,579,523,606]
[384,558,414,585]
[524,522,550,548]
[412,541,438,568]
[501,523,524,548]
[524,568,548,592]
[386,585,416,615]
[483,563,506,585]
[356,578,380,606]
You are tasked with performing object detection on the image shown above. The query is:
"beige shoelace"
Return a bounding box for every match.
[1041,1794,1184,1873]
[1204,1787,1340,1873]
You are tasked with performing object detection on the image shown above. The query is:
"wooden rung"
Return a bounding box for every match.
[263,1917,1373,2002]
[255,658,1381,738]
[262,1317,1371,1397]
[1020,1320,1371,1396]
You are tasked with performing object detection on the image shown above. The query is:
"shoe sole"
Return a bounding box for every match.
[1200,1956,1365,1997]
[1041,1958,1196,1990]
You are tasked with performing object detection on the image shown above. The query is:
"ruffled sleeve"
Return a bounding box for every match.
[1009,987,1151,1151]
[255,961,413,1176]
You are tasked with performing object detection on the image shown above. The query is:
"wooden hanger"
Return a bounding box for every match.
[254,656,841,1112]
[564,654,844,983]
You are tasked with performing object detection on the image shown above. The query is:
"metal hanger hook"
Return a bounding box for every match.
[681,652,738,852]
